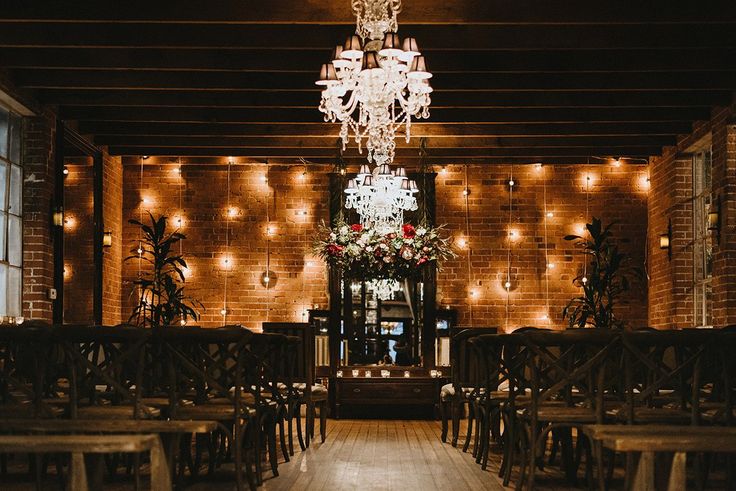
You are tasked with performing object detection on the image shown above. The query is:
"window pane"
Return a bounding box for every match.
[0,161,7,212]
[7,215,21,267]
[8,113,21,164]
[0,213,6,262]
[0,263,7,316]
[0,108,8,159]
[8,165,21,216]
[7,267,21,317]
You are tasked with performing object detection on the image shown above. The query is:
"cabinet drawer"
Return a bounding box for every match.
[339,380,436,404]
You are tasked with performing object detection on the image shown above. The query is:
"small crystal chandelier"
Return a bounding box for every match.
[367,278,403,301]
[345,163,418,232]
[316,0,433,166]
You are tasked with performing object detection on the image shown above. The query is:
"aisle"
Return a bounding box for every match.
[261,419,504,491]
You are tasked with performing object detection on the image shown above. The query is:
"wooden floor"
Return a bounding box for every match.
[260,420,504,491]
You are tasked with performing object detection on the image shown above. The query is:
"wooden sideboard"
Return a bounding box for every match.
[333,375,448,419]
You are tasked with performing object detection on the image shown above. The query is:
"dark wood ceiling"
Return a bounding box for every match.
[2,0,736,164]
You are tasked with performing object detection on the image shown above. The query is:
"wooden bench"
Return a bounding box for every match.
[583,424,736,490]
[0,419,219,485]
[0,434,170,491]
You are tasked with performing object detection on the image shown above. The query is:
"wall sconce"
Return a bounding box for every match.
[52,206,64,227]
[708,195,721,239]
[260,270,277,288]
[62,166,69,177]
[102,231,112,248]
[659,219,672,260]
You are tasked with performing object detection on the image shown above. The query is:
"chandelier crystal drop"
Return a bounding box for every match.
[345,163,418,232]
[367,278,403,301]
[316,0,432,166]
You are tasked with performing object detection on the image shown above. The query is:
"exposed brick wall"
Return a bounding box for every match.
[102,152,123,325]
[647,105,736,328]
[115,160,648,331]
[62,162,94,323]
[121,162,330,329]
[21,109,56,321]
[435,164,649,331]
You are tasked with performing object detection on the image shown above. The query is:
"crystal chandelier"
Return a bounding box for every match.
[316,0,433,166]
[367,279,403,301]
[345,163,418,232]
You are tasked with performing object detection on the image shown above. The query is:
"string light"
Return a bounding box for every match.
[612,158,622,168]
[543,171,551,325]
[505,164,514,331]
[222,161,232,323]
[264,161,272,323]
[463,164,473,325]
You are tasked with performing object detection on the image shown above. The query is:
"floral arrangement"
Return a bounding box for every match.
[314,222,455,280]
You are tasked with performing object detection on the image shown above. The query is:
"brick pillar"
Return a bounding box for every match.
[711,121,736,327]
[21,110,56,321]
[102,151,123,325]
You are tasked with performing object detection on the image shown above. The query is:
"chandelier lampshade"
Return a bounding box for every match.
[317,0,433,167]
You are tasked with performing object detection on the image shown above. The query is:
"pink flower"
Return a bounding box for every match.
[327,244,344,256]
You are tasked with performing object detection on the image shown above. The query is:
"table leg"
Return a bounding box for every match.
[69,453,89,491]
[667,452,686,491]
[632,451,655,491]
[150,436,173,491]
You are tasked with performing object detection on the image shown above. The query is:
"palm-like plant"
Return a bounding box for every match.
[126,212,202,328]
[563,217,639,329]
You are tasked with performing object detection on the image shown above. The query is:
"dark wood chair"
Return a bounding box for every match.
[262,322,328,447]
[438,327,497,447]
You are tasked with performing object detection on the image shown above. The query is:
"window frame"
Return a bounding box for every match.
[691,146,713,328]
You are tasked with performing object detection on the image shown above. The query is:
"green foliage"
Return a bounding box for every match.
[125,212,202,328]
[562,217,641,330]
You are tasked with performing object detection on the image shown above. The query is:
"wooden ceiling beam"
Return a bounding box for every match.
[1,23,735,50]
[4,47,736,72]
[77,121,693,138]
[37,89,727,109]
[107,146,658,158]
[18,69,736,91]
[92,134,675,149]
[1,1,734,25]
[59,106,711,123]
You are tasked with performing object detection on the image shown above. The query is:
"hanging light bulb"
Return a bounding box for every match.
[504,281,512,290]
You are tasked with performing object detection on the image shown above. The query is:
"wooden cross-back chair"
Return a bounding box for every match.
[516,329,621,491]
[154,325,261,490]
[59,325,155,421]
[439,327,497,447]
[0,324,61,419]
[620,329,720,426]
[262,322,328,448]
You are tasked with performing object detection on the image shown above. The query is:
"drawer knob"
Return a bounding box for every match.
[353,388,361,393]
[413,388,422,393]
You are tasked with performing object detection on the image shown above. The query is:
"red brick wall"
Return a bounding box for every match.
[647,105,736,328]
[121,162,330,328]
[118,160,648,331]
[62,162,94,323]
[102,152,123,325]
[435,164,649,331]
[21,110,56,321]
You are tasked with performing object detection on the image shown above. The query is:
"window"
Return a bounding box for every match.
[692,147,713,327]
[0,106,23,318]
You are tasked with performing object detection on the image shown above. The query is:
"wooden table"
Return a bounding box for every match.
[0,419,219,488]
[0,434,170,491]
[583,425,736,491]
[333,376,448,419]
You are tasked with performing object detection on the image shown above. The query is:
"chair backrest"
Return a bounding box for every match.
[449,327,498,392]
[59,325,151,419]
[521,329,621,423]
[621,328,719,424]
[262,322,314,384]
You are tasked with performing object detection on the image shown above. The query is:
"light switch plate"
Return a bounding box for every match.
[48,288,57,300]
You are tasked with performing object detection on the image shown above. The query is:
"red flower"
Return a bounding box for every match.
[327,244,344,256]
[402,224,416,238]
[351,224,363,232]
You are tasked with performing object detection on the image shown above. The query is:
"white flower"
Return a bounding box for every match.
[402,249,414,260]
[329,233,337,241]
[416,227,427,236]
[383,256,391,263]
[347,244,361,256]
[339,225,349,235]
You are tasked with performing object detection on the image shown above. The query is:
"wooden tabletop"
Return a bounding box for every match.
[0,434,159,453]
[0,419,219,434]
[582,424,736,452]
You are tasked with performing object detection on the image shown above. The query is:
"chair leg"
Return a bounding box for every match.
[451,399,462,447]
[267,418,279,477]
[278,411,290,462]
[319,401,327,443]
[287,402,295,456]
[439,400,449,443]
[463,402,474,453]
[295,402,306,451]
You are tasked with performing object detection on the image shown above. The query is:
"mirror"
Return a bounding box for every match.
[339,278,424,367]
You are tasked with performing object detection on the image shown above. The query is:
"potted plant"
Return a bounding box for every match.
[126,212,202,328]
[563,217,641,329]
